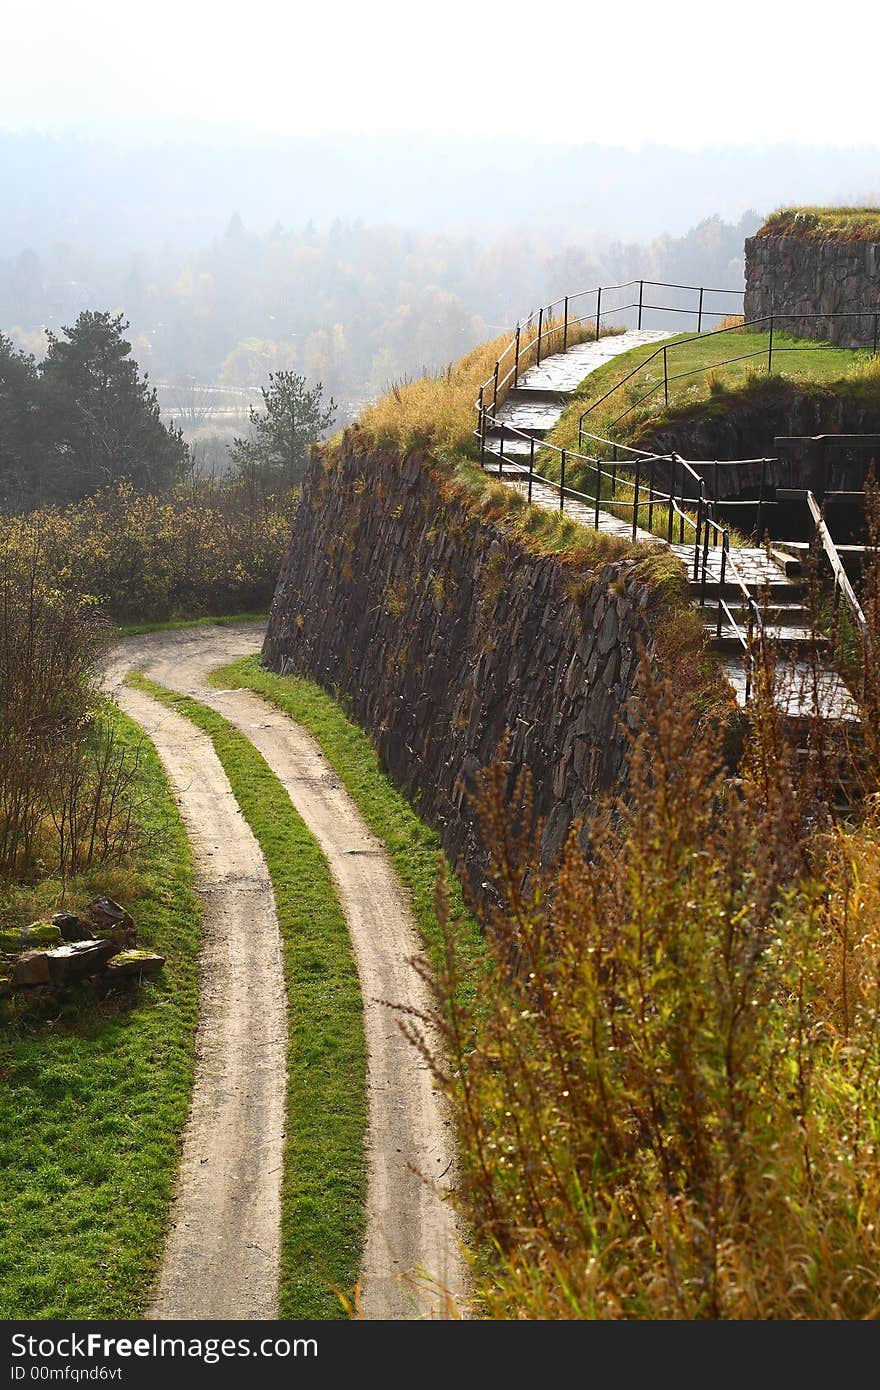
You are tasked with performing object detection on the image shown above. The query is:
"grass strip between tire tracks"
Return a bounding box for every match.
[127,673,366,1320]
[209,655,486,1004]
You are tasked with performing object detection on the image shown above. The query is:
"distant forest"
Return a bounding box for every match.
[0,212,759,431]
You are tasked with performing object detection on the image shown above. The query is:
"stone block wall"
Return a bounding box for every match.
[263,439,669,881]
[744,234,880,347]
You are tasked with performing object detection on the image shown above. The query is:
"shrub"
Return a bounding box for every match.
[0,480,297,622]
[0,541,138,883]
[412,655,880,1318]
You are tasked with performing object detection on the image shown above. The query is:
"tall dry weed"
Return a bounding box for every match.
[409,654,880,1318]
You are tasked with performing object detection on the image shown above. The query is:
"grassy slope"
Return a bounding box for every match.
[210,656,487,1006]
[118,611,267,637]
[757,207,880,240]
[530,330,871,544]
[555,329,869,453]
[127,674,367,1320]
[0,707,200,1320]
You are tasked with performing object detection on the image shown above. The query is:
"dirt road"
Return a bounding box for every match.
[108,625,465,1319]
[105,647,287,1320]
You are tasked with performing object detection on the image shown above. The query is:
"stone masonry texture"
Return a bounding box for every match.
[263,439,664,884]
[744,234,880,347]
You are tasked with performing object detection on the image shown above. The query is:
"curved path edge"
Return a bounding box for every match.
[104,660,287,1320]
[109,625,466,1320]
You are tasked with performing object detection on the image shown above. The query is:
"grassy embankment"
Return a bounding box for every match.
[356,316,687,594]
[0,708,200,1319]
[127,674,366,1320]
[119,612,268,637]
[532,329,877,543]
[757,206,880,240]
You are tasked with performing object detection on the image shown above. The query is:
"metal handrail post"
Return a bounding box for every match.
[717,537,728,638]
[536,307,544,366]
[697,285,704,333]
[700,511,711,607]
[493,360,499,413]
[679,468,685,543]
[637,280,644,330]
[666,457,675,542]
[514,327,520,387]
[528,436,534,503]
[632,458,641,540]
[559,448,566,513]
[694,482,704,579]
[595,287,602,342]
[478,386,485,463]
[595,456,601,529]
[563,295,569,351]
[498,424,504,478]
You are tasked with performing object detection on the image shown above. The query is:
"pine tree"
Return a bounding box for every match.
[230,370,335,488]
[39,310,188,501]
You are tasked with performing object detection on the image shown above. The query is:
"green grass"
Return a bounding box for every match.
[209,655,488,1005]
[757,206,880,241]
[118,611,268,636]
[127,674,366,1320]
[566,329,871,450]
[0,706,200,1319]
[529,328,874,546]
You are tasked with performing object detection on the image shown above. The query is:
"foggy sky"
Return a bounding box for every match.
[4,0,879,150]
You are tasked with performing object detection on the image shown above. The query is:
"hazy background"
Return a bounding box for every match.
[3,1,879,467]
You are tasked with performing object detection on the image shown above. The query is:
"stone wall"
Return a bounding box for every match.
[643,381,880,498]
[263,439,670,881]
[744,234,880,347]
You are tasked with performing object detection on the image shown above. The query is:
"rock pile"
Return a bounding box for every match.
[0,896,164,1000]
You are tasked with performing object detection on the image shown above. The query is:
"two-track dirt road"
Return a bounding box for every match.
[107,625,465,1320]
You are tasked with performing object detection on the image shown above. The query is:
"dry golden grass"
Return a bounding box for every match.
[758,207,880,241]
[413,647,880,1319]
[358,313,605,456]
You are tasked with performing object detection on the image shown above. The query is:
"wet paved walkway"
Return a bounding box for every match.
[482,329,858,721]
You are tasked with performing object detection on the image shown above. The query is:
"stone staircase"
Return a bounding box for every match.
[481,331,859,724]
[483,329,670,461]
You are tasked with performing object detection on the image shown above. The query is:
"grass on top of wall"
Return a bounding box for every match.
[757,206,880,241]
[550,329,871,457]
[357,316,620,458]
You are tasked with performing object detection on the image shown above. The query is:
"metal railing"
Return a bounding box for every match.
[805,490,869,646]
[478,407,764,698]
[577,311,880,441]
[475,278,744,431]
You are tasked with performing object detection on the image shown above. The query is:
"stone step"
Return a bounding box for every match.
[690,578,804,602]
[718,655,858,720]
[504,386,570,406]
[706,624,829,652]
[775,539,867,575]
[697,600,812,626]
[493,401,562,432]
[483,435,540,456]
